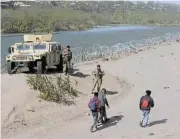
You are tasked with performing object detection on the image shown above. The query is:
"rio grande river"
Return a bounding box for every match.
[1,25,180,62]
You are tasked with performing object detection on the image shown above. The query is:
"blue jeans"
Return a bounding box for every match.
[91,112,98,130]
[141,110,150,127]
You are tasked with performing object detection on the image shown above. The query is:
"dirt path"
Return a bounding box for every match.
[2,43,180,139]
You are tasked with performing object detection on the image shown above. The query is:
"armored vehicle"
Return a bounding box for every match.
[6,34,63,74]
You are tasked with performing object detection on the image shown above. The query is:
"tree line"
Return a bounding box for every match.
[1,2,180,34]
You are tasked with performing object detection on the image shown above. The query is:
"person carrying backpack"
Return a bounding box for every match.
[88,92,101,132]
[139,90,154,127]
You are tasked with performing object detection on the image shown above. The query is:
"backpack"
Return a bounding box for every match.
[141,98,150,108]
[89,99,97,111]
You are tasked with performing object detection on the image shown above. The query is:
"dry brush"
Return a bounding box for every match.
[26,74,80,105]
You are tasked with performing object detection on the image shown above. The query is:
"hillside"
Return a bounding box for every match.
[1,1,180,33]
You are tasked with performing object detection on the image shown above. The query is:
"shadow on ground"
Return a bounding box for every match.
[12,67,60,75]
[13,67,89,78]
[14,67,79,75]
[70,72,90,78]
[95,115,124,132]
[149,119,167,127]
[106,91,118,95]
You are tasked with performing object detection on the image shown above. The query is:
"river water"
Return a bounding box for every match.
[1,25,180,61]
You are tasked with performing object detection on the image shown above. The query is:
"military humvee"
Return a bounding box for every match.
[6,34,63,74]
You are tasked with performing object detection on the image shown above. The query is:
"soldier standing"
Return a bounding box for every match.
[92,64,105,93]
[62,46,72,75]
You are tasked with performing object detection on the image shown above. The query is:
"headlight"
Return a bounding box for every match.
[34,55,40,57]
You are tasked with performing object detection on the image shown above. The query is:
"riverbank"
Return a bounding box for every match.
[2,41,180,139]
[1,23,180,37]
[0,24,159,37]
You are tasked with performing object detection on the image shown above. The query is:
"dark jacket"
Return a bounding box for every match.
[139,95,154,111]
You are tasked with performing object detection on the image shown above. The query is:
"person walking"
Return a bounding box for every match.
[88,92,101,132]
[91,64,105,93]
[139,90,154,127]
[98,88,110,123]
[62,45,72,75]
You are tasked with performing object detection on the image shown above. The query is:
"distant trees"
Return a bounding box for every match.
[1,1,180,34]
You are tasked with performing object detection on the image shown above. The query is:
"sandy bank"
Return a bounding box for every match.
[1,42,180,139]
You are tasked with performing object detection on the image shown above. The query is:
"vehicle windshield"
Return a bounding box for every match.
[16,44,30,51]
[33,44,46,50]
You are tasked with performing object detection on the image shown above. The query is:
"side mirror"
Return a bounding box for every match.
[8,47,11,54]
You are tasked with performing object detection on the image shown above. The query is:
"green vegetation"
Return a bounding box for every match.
[26,74,80,105]
[113,10,180,25]
[1,1,180,33]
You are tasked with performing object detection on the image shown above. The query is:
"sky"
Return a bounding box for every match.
[159,1,180,5]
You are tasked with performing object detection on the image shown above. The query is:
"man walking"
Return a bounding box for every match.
[92,64,105,93]
[88,92,101,132]
[98,88,110,123]
[139,90,154,127]
[62,45,72,75]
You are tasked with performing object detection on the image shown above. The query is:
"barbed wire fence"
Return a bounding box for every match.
[1,32,180,73]
[71,32,180,64]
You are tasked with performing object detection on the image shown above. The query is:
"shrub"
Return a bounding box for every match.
[26,74,80,105]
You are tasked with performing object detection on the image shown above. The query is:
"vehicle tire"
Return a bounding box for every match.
[56,54,63,72]
[7,61,15,74]
[37,59,46,74]
[28,63,35,73]
[28,67,34,73]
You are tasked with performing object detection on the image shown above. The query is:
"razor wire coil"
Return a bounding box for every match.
[71,32,180,63]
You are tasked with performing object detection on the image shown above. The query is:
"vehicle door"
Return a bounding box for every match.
[56,44,61,63]
[49,44,57,66]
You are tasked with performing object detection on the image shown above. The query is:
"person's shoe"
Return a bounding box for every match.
[106,118,110,121]
[98,120,102,125]
[103,118,110,123]
[143,124,149,128]
[102,120,106,123]
[90,127,93,132]
[139,121,143,127]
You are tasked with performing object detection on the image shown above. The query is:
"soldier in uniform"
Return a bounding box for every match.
[92,64,105,93]
[62,45,72,75]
